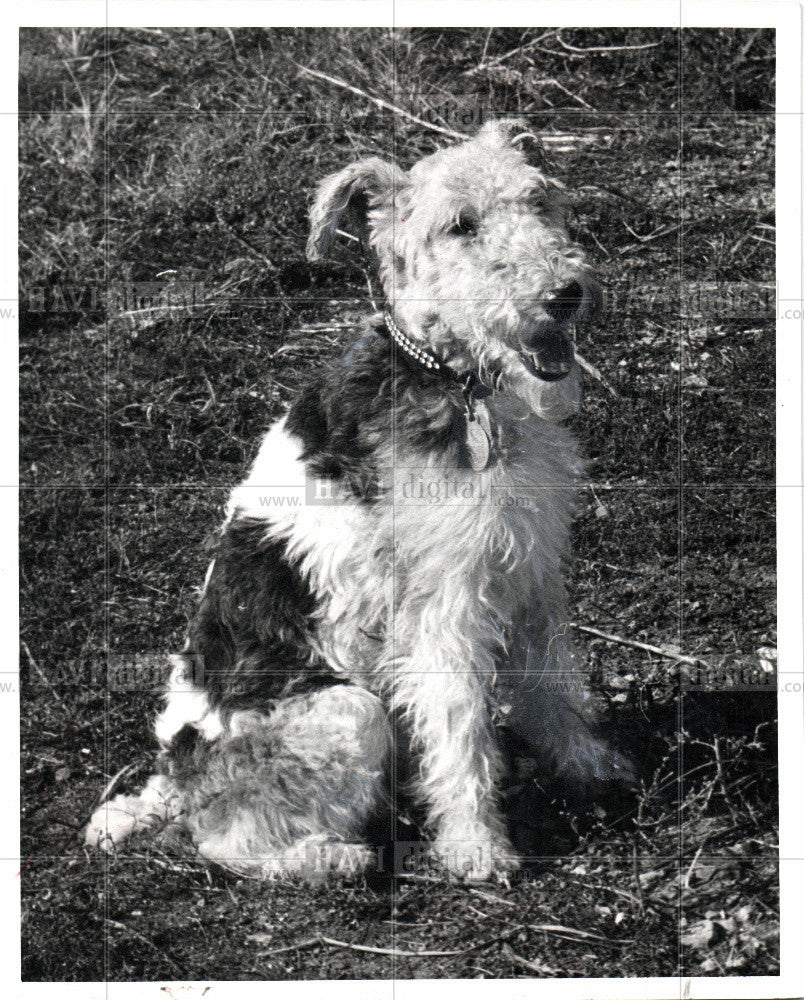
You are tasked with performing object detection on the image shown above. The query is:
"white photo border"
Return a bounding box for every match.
[5,3,801,999]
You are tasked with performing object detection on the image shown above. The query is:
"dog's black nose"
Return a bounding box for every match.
[544,281,585,322]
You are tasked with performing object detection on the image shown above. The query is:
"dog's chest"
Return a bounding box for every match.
[390,407,580,591]
[227,408,580,673]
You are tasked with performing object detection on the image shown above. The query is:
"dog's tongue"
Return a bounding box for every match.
[531,328,573,371]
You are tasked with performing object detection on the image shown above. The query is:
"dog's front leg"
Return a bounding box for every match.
[505,614,635,789]
[392,643,517,880]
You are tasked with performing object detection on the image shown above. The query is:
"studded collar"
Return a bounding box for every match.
[381,311,493,400]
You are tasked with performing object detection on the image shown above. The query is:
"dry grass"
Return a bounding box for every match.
[20,27,777,981]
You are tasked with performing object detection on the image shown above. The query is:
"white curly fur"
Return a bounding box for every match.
[86,120,631,881]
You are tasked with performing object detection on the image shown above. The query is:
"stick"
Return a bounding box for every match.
[544,77,597,112]
[683,843,706,890]
[294,324,355,337]
[257,935,460,958]
[573,351,619,398]
[572,624,708,668]
[528,922,631,945]
[479,28,494,69]
[260,933,499,959]
[295,64,466,142]
[319,936,467,957]
[577,881,644,907]
[462,30,556,75]
[259,920,628,961]
[620,220,684,245]
[503,946,564,976]
[555,31,662,54]
[468,887,518,908]
[91,761,140,813]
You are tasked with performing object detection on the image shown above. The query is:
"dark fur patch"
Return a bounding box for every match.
[188,519,343,712]
[162,723,209,785]
[285,325,468,501]
[185,327,473,713]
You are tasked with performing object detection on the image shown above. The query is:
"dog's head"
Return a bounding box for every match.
[308,120,600,419]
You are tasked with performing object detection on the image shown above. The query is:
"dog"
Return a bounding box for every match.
[86,119,631,880]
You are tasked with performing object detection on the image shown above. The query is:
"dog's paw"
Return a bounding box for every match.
[84,796,141,851]
[434,827,520,881]
[555,735,637,792]
[596,745,638,788]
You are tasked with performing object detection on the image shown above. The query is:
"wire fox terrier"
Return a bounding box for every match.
[86,119,632,880]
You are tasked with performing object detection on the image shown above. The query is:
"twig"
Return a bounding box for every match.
[468,887,518,908]
[294,324,355,337]
[462,30,556,76]
[258,935,436,958]
[90,761,141,814]
[572,624,708,668]
[295,64,466,141]
[737,28,764,62]
[200,373,218,413]
[620,220,684,246]
[334,227,361,245]
[587,229,611,259]
[502,945,564,976]
[684,842,706,890]
[574,351,619,398]
[555,31,662,54]
[260,929,513,959]
[115,305,202,318]
[544,77,597,111]
[318,936,466,957]
[632,846,646,915]
[21,641,70,716]
[577,881,644,908]
[528,922,631,945]
[479,28,494,69]
[258,920,624,961]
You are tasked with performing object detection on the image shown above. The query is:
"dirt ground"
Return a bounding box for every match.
[19,28,777,981]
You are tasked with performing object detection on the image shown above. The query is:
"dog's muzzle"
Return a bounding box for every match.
[517,278,601,382]
[517,319,575,382]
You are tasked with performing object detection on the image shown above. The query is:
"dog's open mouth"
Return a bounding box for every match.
[520,352,571,382]
[518,321,575,383]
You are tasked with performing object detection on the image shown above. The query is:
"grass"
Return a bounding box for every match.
[19,27,777,981]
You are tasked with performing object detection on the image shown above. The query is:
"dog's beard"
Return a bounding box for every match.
[503,357,583,420]
[392,309,584,421]
[469,334,582,421]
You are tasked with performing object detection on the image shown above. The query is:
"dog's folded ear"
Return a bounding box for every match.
[307,157,405,261]
[477,118,545,168]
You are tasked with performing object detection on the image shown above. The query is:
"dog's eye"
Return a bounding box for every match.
[447,213,479,238]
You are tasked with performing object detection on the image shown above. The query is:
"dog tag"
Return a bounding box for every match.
[466,399,492,471]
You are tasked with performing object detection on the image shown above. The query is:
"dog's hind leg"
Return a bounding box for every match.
[172,685,391,879]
